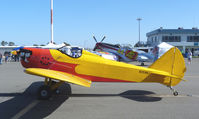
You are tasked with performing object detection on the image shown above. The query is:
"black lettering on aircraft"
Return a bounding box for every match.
[139,70,149,74]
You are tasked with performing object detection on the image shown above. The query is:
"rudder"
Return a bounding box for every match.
[149,47,186,86]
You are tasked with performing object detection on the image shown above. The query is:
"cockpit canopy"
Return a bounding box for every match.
[58,46,82,58]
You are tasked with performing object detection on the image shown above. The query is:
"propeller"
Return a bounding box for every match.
[100,36,106,42]
[93,35,106,43]
[93,36,98,43]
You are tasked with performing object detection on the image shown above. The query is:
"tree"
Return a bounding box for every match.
[63,42,70,46]
[1,41,8,46]
[8,42,15,46]
[134,41,146,47]
[47,42,56,44]
[33,44,39,46]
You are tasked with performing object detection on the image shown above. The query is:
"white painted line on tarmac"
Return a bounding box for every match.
[11,100,39,119]
[190,95,199,98]
[184,75,199,78]
[149,94,199,98]
[148,94,190,98]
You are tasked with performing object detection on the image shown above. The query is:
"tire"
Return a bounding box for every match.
[173,91,178,96]
[65,83,72,96]
[37,85,52,100]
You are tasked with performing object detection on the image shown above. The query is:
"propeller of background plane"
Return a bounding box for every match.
[93,36,106,43]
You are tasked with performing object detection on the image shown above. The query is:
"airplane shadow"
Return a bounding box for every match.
[72,90,162,102]
[0,82,70,119]
[0,82,162,119]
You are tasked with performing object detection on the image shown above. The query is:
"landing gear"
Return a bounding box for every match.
[141,62,144,66]
[37,78,70,100]
[173,91,178,96]
[37,85,52,100]
[169,86,178,96]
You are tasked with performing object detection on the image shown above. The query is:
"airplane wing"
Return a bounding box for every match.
[25,68,91,87]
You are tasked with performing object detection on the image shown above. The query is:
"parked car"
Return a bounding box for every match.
[193,50,199,56]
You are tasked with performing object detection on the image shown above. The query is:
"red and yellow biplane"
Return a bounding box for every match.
[19,46,186,99]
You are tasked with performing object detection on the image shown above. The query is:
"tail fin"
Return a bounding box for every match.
[149,47,186,86]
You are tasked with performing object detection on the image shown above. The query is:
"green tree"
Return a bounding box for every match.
[33,44,39,46]
[63,42,70,46]
[8,42,15,46]
[1,41,8,46]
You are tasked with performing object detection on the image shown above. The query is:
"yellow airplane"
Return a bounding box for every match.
[18,46,186,99]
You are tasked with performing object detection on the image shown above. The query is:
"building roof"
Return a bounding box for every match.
[146,28,199,36]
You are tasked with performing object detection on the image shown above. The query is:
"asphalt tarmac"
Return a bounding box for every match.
[0,59,199,119]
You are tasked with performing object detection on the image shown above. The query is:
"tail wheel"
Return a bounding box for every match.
[37,85,52,100]
[169,86,179,96]
[173,91,178,96]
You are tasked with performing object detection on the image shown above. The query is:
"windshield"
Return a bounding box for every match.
[58,46,82,58]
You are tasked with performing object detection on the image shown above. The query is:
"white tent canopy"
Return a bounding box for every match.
[153,42,174,61]
[158,42,174,58]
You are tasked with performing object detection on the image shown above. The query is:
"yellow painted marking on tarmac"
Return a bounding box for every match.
[11,100,39,119]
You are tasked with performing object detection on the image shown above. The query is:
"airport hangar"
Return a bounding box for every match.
[146,27,199,52]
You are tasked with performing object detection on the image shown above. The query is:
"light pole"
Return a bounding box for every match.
[137,18,142,47]
[50,0,54,44]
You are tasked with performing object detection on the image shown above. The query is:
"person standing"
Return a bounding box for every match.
[5,53,9,63]
[0,52,2,64]
[188,50,192,64]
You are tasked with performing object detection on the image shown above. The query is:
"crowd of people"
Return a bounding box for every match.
[0,52,20,64]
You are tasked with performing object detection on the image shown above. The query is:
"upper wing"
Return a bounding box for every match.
[25,68,91,87]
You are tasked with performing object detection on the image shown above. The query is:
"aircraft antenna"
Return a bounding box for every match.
[50,0,54,44]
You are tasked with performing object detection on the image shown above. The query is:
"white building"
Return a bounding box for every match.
[0,46,19,55]
[146,27,199,52]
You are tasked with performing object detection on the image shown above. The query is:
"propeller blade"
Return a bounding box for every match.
[100,36,106,42]
[93,36,98,43]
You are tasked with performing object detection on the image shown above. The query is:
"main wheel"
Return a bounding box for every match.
[141,62,144,66]
[65,83,72,96]
[173,91,178,96]
[37,85,52,100]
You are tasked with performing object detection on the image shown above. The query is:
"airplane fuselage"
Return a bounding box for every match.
[20,47,182,86]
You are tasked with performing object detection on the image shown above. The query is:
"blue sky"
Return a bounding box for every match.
[0,0,199,48]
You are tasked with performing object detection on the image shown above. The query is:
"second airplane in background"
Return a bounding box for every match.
[92,36,154,65]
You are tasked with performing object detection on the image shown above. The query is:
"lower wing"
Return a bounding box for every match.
[25,68,91,87]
